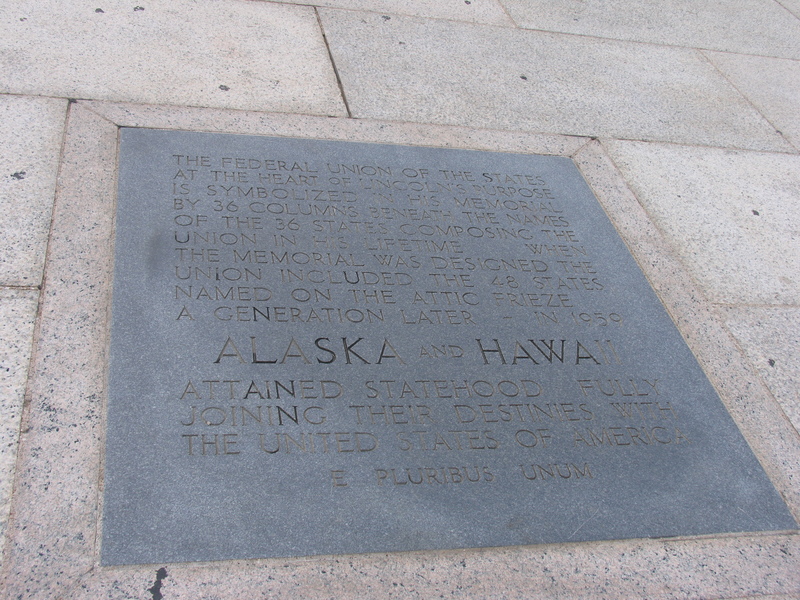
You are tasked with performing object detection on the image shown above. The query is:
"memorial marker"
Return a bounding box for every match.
[102,129,797,565]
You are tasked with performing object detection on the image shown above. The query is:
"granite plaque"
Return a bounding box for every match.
[102,128,797,565]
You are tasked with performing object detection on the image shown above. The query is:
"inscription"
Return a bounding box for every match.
[103,131,797,565]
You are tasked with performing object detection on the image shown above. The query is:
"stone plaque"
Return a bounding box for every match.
[102,129,797,565]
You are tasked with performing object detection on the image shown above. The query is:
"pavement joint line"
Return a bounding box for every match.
[77,100,591,155]
[0,91,83,102]
[720,315,800,442]
[597,133,800,155]
[315,6,352,119]
[36,99,74,310]
[0,285,41,291]
[9,97,75,458]
[568,136,599,158]
[713,303,800,309]
[5,96,798,156]
[507,24,800,61]
[589,138,714,313]
[497,0,517,26]
[279,1,800,62]
[697,46,800,63]
[4,92,346,121]
[698,49,800,153]
[772,0,800,23]
[58,566,97,600]
[248,107,794,154]
[98,104,121,570]
[311,7,800,61]
[289,2,519,28]
[78,98,344,125]
[78,102,123,128]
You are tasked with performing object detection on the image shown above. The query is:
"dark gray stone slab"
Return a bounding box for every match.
[102,128,797,565]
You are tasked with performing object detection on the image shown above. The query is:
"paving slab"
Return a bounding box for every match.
[318,10,791,152]
[0,0,345,116]
[721,307,800,434]
[705,51,800,152]
[0,288,39,557]
[499,0,800,59]
[267,0,514,25]
[603,141,800,305]
[0,95,67,286]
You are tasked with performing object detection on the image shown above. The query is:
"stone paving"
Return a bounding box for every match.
[0,1,798,598]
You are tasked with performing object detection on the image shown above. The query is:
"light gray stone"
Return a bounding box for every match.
[318,10,792,152]
[83,99,590,157]
[499,0,800,59]
[705,51,800,151]
[66,535,800,599]
[603,141,800,305]
[0,95,67,286]
[722,307,800,434]
[268,0,514,25]
[0,288,39,557]
[0,0,345,116]
[777,0,800,19]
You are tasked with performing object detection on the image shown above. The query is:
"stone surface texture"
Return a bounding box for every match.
[0,289,39,557]
[0,0,345,116]
[722,307,800,434]
[0,95,66,285]
[270,0,514,24]
[0,0,799,597]
[603,141,800,305]
[318,10,791,151]
[499,0,800,58]
[705,51,800,151]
